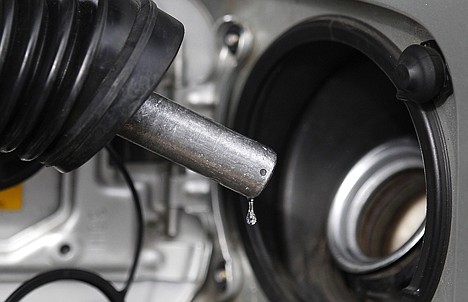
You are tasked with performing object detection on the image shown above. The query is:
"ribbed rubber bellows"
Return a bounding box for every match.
[0,0,184,187]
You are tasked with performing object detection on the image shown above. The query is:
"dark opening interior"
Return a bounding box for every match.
[228,39,423,301]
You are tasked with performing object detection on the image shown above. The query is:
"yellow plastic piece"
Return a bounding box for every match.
[0,185,23,211]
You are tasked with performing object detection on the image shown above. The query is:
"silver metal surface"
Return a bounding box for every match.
[0,152,214,302]
[119,93,277,199]
[327,138,425,273]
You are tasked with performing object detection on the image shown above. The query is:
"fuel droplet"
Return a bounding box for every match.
[246,198,257,226]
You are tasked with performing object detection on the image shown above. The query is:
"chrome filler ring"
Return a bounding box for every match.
[327,138,425,273]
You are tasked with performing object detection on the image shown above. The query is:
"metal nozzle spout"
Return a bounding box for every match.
[118,93,277,198]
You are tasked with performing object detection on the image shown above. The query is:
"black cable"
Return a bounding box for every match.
[105,144,144,296]
[5,269,125,302]
[5,145,144,301]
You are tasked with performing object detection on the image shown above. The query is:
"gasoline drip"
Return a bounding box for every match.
[246,198,257,226]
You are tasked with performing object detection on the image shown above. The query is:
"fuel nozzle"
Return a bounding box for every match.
[120,93,276,198]
[0,0,276,197]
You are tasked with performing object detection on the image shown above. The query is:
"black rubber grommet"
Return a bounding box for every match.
[395,44,446,104]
